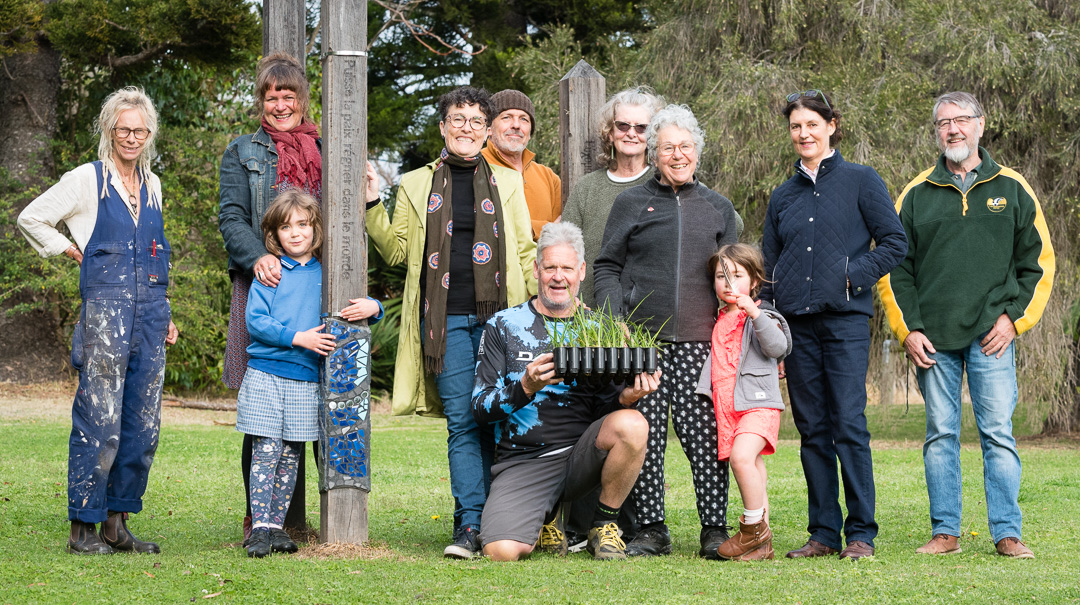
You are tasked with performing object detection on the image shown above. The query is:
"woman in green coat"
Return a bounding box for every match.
[365,86,536,559]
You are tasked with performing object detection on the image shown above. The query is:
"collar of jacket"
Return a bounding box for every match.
[926,145,1000,187]
[644,170,699,194]
[793,149,843,180]
[483,143,536,172]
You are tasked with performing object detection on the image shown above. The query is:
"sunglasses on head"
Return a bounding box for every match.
[614,120,648,134]
[786,89,831,111]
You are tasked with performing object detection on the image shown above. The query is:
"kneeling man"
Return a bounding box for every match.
[473,222,658,561]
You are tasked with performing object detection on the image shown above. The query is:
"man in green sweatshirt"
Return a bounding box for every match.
[879,92,1055,560]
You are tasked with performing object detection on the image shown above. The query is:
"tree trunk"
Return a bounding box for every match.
[0,31,69,383]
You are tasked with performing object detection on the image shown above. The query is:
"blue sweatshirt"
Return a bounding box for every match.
[246,255,384,382]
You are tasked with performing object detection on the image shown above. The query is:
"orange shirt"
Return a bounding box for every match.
[482,145,562,240]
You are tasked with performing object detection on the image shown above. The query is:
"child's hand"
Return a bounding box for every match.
[293,324,336,356]
[733,293,761,319]
[340,298,380,322]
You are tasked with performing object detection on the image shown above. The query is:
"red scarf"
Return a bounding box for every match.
[261,116,322,200]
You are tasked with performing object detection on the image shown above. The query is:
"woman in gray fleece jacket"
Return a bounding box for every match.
[593,104,741,559]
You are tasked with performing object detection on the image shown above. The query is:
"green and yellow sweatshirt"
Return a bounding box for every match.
[879,147,1054,350]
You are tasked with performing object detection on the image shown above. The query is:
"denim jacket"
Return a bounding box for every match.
[218,127,322,276]
[695,305,792,412]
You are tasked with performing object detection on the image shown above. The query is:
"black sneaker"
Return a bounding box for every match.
[269,528,299,553]
[624,524,672,557]
[246,528,272,558]
[698,525,730,560]
[443,527,481,559]
[565,530,589,554]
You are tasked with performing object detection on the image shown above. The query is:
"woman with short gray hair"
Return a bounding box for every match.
[593,103,741,559]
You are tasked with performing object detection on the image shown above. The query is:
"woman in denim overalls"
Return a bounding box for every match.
[17,87,178,554]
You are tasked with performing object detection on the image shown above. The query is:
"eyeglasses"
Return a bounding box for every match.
[113,127,150,140]
[658,142,695,157]
[614,121,648,135]
[786,90,831,111]
[445,114,487,130]
[934,115,980,131]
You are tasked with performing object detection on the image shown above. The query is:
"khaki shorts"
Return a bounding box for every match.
[479,415,610,546]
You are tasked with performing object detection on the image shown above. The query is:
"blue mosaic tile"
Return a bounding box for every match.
[326,430,368,478]
[327,338,370,394]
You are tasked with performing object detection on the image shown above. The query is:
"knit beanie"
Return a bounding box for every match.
[491,89,536,134]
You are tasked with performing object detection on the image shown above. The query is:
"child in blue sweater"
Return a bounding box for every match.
[236,190,383,558]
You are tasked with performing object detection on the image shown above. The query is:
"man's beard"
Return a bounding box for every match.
[941,137,978,165]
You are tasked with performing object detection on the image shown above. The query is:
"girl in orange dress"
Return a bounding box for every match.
[705,244,791,560]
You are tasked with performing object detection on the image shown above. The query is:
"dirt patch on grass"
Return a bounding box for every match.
[0,380,236,426]
[296,539,405,561]
[0,381,393,427]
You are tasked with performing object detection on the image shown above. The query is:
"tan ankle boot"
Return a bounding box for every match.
[716,516,774,561]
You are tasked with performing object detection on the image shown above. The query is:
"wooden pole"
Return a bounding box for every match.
[558,60,606,200]
[263,0,309,534]
[318,0,370,544]
[263,0,306,61]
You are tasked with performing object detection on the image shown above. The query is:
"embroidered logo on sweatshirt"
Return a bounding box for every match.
[986,197,1007,213]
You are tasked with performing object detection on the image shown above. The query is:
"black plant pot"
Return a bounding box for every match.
[606,347,620,380]
[581,346,594,376]
[553,347,568,377]
[593,346,607,377]
[644,347,658,374]
[567,346,580,377]
[618,347,633,380]
[630,347,645,375]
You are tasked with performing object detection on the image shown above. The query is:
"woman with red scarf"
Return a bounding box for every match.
[218,52,322,542]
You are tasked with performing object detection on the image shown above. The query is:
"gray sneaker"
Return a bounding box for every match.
[587,522,627,560]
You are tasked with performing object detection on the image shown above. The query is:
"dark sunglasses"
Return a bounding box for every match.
[614,120,648,134]
[786,89,831,110]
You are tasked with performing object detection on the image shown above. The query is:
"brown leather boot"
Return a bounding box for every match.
[68,521,115,555]
[100,511,160,554]
[717,516,774,561]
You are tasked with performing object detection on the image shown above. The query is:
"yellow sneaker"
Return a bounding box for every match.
[539,521,567,555]
[587,522,627,560]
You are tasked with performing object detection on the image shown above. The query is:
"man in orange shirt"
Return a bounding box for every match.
[482,90,562,240]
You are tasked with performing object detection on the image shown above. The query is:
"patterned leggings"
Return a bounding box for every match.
[249,437,300,529]
[631,341,730,527]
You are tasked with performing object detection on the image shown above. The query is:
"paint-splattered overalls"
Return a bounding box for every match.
[68,161,171,523]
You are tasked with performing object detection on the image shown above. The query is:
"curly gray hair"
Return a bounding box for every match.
[646,104,705,165]
[596,86,666,169]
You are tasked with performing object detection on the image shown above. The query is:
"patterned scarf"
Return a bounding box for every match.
[423,148,507,374]
[261,116,322,201]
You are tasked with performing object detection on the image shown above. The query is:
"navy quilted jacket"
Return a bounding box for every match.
[760,151,907,317]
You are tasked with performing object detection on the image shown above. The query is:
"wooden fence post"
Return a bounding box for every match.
[558,60,606,199]
[317,0,370,544]
[263,0,306,61]
[263,0,309,534]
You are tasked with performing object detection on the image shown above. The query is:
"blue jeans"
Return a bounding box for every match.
[916,337,1022,543]
[432,314,493,533]
[785,312,877,550]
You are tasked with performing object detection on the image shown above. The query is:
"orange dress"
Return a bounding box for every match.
[711,306,781,461]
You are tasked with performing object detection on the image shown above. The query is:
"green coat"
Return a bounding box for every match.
[366,160,538,417]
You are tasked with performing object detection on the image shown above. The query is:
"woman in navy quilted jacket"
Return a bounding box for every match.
[760,90,906,561]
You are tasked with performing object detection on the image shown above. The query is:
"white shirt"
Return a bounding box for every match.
[799,149,836,184]
[17,162,162,258]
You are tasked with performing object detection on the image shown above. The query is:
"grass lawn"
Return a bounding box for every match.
[1,382,1078,604]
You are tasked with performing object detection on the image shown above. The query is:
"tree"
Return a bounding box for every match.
[512,0,1080,432]
[0,0,260,384]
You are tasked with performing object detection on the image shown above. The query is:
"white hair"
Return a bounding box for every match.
[646,104,705,164]
[536,222,585,267]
